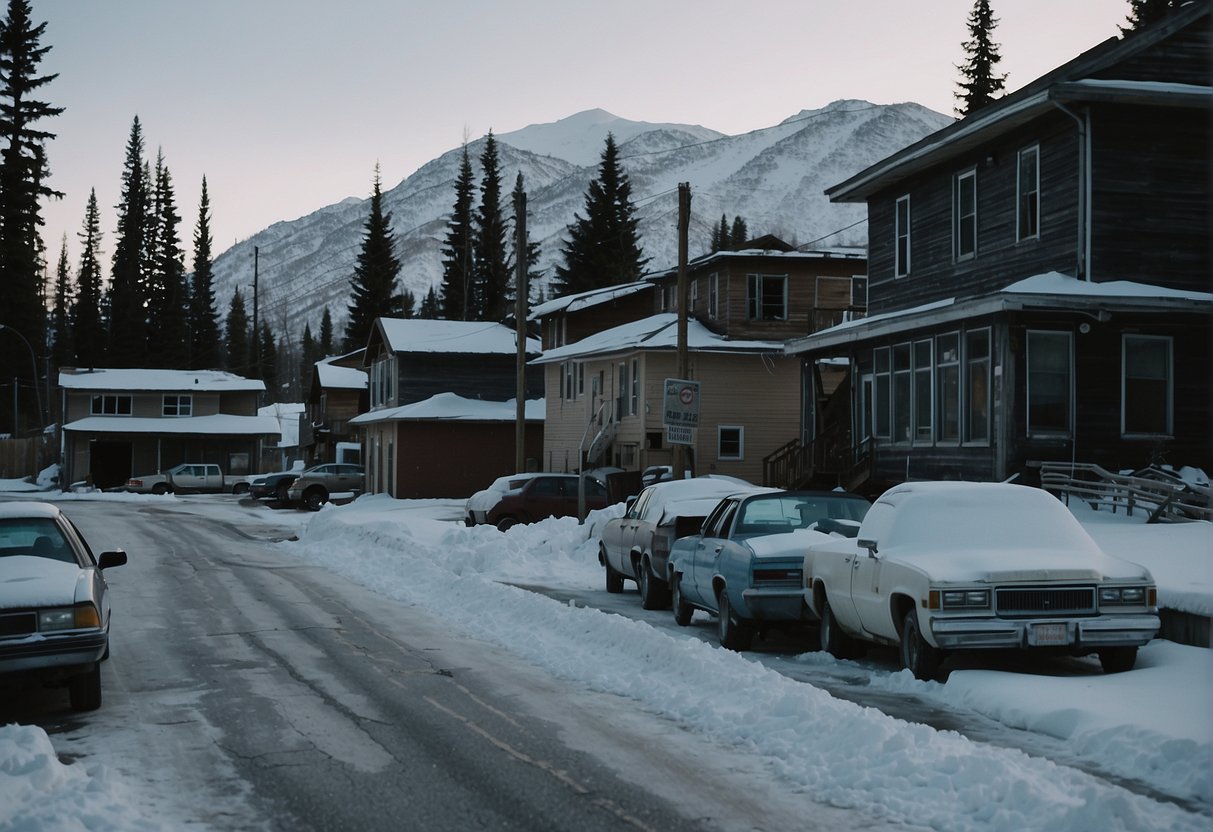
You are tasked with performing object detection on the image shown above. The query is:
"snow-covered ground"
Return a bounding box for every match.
[1,486,1210,831]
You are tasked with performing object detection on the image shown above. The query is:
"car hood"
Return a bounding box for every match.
[467,488,503,512]
[745,528,831,560]
[0,556,86,608]
[882,545,1153,584]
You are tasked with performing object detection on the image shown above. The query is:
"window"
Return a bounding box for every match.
[857,374,873,443]
[690,279,699,311]
[965,328,991,443]
[873,347,891,439]
[1122,335,1172,436]
[913,339,933,442]
[746,274,788,320]
[577,362,584,397]
[163,395,192,417]
[616,362,628,419]
[1017,146,1040,241]
[629,358,639,416]
[895,196,910,277]
[718,426,744,460]
[851,276,868,311]
[90,395,131,416]
[708,273,719,318]
[562,362,575,400]
[370,356,394,408]
[1027,330,1071,436]
[892,343,912,443]
[954,169,977,260]
[936,333,961,442]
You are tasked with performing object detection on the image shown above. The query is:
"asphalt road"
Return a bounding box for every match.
[1,498,894,832]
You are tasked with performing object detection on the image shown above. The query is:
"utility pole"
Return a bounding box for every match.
[514,188,528,474]
[252,246,260,375]
[674,182,691,480]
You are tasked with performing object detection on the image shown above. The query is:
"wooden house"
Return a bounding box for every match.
[781,6,1212,491]
[531,281,655,351]
[300,350,368,465]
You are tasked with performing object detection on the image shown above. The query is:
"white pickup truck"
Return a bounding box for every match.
[127,463,229,494]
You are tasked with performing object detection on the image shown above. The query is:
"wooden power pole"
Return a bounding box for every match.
[514,188,528,473]
[674,182,691,480]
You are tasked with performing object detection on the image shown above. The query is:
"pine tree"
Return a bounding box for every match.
[511,171,543,307]
[418,286,440,319]
[49,235,71,367]
[318,305,334,356]
[188,176,221,369]
[344,165,402,351]
[440,145,476,320]
[955,0,1007,117]
[0,0,62,385]
[108,116,149,366]
[710,214,729,253]
[146,149,188,367]
[730,216,749,249]
[1122,0,1181,32]
[256,321,277,394]
[553,133,648,296]
[473,131,511,322]
[400,287,416,318]
[71,188,105,366]
[224,288,250,375]
[300,322,317,392]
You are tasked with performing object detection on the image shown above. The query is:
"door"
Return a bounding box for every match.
[687,499,737,606]
[848,549,887,637]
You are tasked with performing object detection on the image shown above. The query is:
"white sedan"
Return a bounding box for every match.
[805,481,1160,680]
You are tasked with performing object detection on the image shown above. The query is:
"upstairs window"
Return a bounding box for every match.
[90,395,132,416]
[746,274,788,321]
[629,358,639,416]
[851,276,868,311]
[1122,335,1172,436]
[954,169,977,260]
[894,196,911,277]
[708,273,719,318]
[162,395,192,417]
[370,356,395,408]
[1017,146,1040,241]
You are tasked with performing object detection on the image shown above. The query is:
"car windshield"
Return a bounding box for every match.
[0,518,75,564]
[734,494,868,536]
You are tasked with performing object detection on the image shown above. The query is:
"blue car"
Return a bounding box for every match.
[670,490,870,650]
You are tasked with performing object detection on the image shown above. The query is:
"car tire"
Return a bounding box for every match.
[604,557,624,594]
[672,573,693,626]
[900,609,942,681]
[69,663,102,712]
[496,516,518,532]
[151,483,169,495]
[304,488,327,512]
[276,482,291,503]
[820,597,862,659]
[232,482,249,495]
[1098,646,1138,674]
[717,590,753,651]
[638,560,669,610]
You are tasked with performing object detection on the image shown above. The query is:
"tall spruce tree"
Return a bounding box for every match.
[418,285,440,319]
[318,305,334,356]
[0,0,61,388]
[49,235,71,367]
[730,216,749,249]
[710,214,730,253]
[146,149,188,367]
[108,116,149,366]
[1122,0,1181,31]
[71,188,105,365]
[256,321,277,394]
[188,176,221,368]
[224,288,250,375]
[955,0,1007,116]
[472,131,511,322]
[440,145,476,320]
[553,133,647,296]
[300,322,317,392]
[344,166,402,351]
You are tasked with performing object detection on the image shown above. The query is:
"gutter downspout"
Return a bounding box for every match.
[1052,99,1091,281]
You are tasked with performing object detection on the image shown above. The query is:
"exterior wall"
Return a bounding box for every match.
[391,421,544,499]
[542,291,654,349]
[392,353,542,408]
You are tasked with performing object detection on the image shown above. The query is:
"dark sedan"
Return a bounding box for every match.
[0,501,127,710]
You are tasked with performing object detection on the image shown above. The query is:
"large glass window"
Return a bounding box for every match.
[892,343,912,444]
[913,339,933,442]
[873,348,891,439]
[162,395,192,417]
[1017,146,1040,240]
[965,328,990,443]
[1027,330,1072,436]
[746,274,788,320]
[895,196,910,277]
[90,395,132,416]
[1122,335,1172,435]
[936,333,961,442]
[954,169,977,260]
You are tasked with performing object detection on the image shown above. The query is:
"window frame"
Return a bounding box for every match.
[717,425,744,461]
[964,327,991,445]
[912,339,933,444]
[90,394,132,416]
[1017,145,1040,242]
[1121,334,1173,437]
[745,274,789,321]
[894,195,911,277]
[1026,329,1073,438]
[953,168,977,261]
[162,394,192,417]
[873,347,891,440]
[935,332,961,444]
[708,273,719,318]
[629,358,639,416]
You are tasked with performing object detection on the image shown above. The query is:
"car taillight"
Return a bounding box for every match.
[128,479,142,487]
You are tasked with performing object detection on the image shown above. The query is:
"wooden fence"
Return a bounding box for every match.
[1038,461,1212,522]
[0,436,49,481]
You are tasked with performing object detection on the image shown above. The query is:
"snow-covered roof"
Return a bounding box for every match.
[529,281,652,321]
[315,359,367,390]
[534,313,785,364]
[63,414,282,436]
[258,402,304,448]
[58,368,265,393]
[350,393,544,425]
[377,319,540,355]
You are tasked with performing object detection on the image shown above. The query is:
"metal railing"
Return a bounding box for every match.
[1038,461,1212,522]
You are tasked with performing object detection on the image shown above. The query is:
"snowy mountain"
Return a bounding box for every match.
[210,100,952,343]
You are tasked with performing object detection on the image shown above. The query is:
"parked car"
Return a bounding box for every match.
[127,462,230,494]
[599,476,763,609]
[464,473,544,527]
[670,490,871,650]
[805,481,1160,680]
[486,473,612,531]
[286,464,365,511]
[249,461,308,502]
[0,501,127,711]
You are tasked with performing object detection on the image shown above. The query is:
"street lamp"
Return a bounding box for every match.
[0,323,44,436]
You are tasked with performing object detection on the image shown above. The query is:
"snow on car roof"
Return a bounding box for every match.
[641,477,766,522]
[0,501,60,520]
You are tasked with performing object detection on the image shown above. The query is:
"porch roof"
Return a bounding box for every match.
[533,313,785,364]
[350,393,544,425]
[63,414,282,436]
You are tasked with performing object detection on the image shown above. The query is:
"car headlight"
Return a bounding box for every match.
[939,589,990,609]
[39,604,100,631]
[1100,586,1150,606]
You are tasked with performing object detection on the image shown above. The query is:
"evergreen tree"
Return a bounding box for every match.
[224,288,250,375]
[49,235,71,367]
[318,305,334,356]
[71,188,105,365]
[730,216,749,249]
[146,149,188,367]
[511,171,542,308]
[418,285,440,319]
[955,0,1007,117]
[300,322,317,392]
[0,0,62,385]
[108,116,149,366]
[553,133,648,296]
[710,214,729,253]
[1122,0,1181,32]
[400,287,416,318]
[344,165,401,351]
[188,176,221,368]
[256,321,277,393]
[440,145,476,320]
[473,130,511,322]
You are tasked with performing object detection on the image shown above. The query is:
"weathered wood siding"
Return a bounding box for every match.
[395,353,543,406]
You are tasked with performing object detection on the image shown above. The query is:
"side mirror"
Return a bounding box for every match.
[858,538,878,557]
[98,550,127,569]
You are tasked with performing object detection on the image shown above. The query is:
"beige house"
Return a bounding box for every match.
[534,314,798,485]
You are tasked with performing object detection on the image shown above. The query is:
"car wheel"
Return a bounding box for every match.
[496,516,518,532]
[151,483,169,495]
[69,663,102,712]
[232,482,249,495]
[304,488,327,512]
[717,590,753,651]
[819,597,863,659]
[1098,646,1138,674]
[672,573,693,626]
[604,557,624,594]
[900,609,942,681]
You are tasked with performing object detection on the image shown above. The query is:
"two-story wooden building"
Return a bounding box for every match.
[59,368,279,489]
[300,350,368,465]
[784,6,1212,490]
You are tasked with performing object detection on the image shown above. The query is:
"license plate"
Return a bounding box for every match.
[1033,623,1068,645]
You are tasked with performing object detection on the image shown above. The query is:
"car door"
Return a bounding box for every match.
[175,465,204,491]
[526,476,564,520]
[687,499,738,608]
[606,488,648,574]
[843,498,899,636]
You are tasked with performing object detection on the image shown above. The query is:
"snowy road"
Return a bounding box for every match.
[1,497,895,831]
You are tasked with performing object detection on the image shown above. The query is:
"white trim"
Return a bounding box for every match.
[953,168,977,261]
